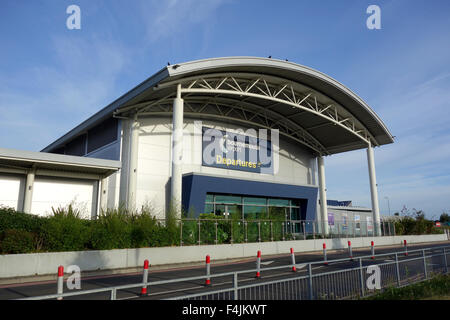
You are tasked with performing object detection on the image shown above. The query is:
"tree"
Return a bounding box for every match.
[412,209,425,220]
[440,213,450,224]
[393,206,441,235]
[400,205,411,217]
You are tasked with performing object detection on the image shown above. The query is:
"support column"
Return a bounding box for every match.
[367,143,382,236]
[317,156,329,236]
[127,114,139,211]
[99,177,108,214]
[170,84,184,216]
[23,168,36,213]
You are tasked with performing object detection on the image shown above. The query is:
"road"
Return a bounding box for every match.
[1,241,448,300]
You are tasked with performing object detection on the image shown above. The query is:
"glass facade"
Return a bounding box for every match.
[204,193,301,221]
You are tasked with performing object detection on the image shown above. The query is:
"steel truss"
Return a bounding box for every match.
[114,73,378,156]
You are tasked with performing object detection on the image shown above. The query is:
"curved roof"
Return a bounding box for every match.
[42,56,394,155]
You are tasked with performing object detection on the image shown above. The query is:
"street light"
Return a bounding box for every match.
[384,196,391,216]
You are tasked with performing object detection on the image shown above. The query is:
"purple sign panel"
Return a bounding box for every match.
[328,212,335,226]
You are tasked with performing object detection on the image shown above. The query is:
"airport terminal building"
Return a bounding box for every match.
[0,57,394,235]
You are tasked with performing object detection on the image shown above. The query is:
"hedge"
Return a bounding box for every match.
[0,205,181,254]
[393,216,443,236]
[0,205,290,253]
[0,205,445,255]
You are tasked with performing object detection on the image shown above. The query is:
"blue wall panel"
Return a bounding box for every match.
[182,174,318,220]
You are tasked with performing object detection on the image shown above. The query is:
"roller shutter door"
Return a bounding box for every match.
[0,174,24,210]
[31,177,96,218]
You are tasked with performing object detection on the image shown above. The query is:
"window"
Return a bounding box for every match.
[268,198,289,206]
[204,203,214,214]
[65,134,87,156]
[87,117,118,153]
[204,193,301,221]
[243,197,266,205]
[244,205,267,219]
[215,195,241,204]
[205,194,214,203]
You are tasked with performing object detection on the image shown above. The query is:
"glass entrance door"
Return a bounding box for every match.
[291,206,301,233]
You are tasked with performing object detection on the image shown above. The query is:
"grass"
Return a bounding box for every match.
[366,274,450,300]
[421,295,450,300]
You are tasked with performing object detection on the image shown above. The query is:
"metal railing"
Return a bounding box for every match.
[178,218,396,246]
[17,244,449,301]
[171,245,450,301]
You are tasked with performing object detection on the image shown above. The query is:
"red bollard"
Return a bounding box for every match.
[256,250,261,279]
[323,243,328,265]
[57,265,64,300]
[371,241,375,259]
[348,241,353,260]
[404,240,408,256]
[290,248,296,272]
[205,255,211,286]
[141,259,150,295]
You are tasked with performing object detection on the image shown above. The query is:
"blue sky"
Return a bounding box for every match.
[1,0,449,219]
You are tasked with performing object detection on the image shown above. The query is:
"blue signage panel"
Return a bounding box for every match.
[201,127,273,174]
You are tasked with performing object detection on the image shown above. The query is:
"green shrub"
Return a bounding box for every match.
[0,229,36,254]
[231,219,244,243]
[198,214,218,244]
[161,204,180,246]
[0,206,44,234]
[197,213,231,244]
[89,208,133,250]
[1,202,445,255]
[1,205,182,253]
[129,211,159,248]
[394,216,444,235]
[152,225,176,247]
[268,207,285,221]
[181,219,198,245]
[245,220,258,242]
[272,221,284,241]
[40,205,92,252]
[393,207,444,236]
[260,221,271,241]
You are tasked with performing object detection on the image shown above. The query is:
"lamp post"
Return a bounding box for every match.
[384,196,391,216]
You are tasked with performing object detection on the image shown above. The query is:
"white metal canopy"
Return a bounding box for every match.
[114,57,393,156]
[42,57,394,156]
